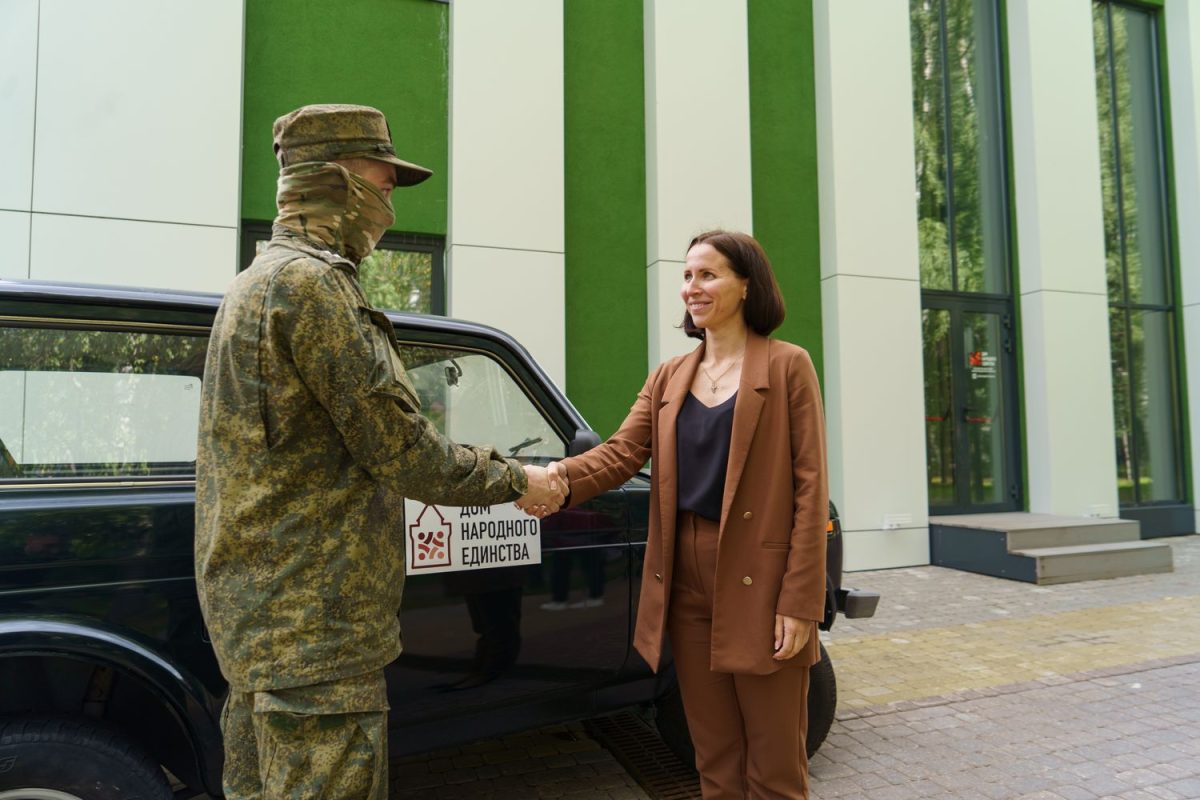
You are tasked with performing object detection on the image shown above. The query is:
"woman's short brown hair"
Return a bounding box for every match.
[682,230,786,339]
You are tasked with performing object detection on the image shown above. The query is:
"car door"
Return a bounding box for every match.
[382,330,634,748]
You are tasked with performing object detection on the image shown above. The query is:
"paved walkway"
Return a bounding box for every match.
[389,535,1200,799]
[827,534,1200,713]
[388,722,649,800]
[812,534,1200,800]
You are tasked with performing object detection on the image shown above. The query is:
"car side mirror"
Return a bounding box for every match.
[568,429,601,457]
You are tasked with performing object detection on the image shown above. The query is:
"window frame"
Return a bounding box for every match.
[239,222,447,316]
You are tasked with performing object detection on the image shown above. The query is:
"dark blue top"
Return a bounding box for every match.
[676,391,737,522]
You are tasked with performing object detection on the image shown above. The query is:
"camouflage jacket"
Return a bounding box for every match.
[195,230,527,692]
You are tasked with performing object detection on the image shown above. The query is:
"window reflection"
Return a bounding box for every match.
[252,237,439,315]
[1094,1,1183,505]
[911,0,1008,294]
[923,309,954,505]
[0,326,207,479]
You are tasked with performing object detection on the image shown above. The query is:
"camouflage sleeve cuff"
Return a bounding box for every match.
[505,458,529,498]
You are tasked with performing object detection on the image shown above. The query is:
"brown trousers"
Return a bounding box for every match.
[669,512,810,800]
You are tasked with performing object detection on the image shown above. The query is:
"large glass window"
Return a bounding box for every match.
[911,0,1010,295]
[912,0,1020,513]
[1094,2,1184,505]
[242,225,445,316]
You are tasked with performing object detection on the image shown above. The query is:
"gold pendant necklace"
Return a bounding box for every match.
[700,357,742,394]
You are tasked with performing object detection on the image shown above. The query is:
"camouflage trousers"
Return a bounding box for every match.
[220,672,389,800]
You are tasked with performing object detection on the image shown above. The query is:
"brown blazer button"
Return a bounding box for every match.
[743,511,753,520]
[655,573,663,582]
[742,576,753,586]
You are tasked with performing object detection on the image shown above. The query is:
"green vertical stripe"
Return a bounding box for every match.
[241,0,449,236]
[748,0,824,378]
[564,0,648,437]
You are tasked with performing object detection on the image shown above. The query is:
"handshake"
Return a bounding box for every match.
[515,462,570,519]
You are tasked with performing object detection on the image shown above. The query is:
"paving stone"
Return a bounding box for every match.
[1053,786,1100,800]
[1160,778,1200,797]
[383,536,1199,799]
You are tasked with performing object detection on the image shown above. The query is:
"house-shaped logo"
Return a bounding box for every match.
[408,504,453,570]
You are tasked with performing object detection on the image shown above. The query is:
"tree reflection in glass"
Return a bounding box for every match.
[1094,2,1182,506]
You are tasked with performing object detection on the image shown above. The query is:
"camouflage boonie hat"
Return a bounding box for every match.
[272,104,433,187]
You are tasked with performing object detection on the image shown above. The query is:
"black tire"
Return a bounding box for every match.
[0,718,172,800]
[654,642,839,768]
[654,678,695,772]
[806,642,838,757]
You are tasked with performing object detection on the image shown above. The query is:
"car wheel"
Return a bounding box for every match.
[805,642,838,757]
[653,677,694,770]
[0,718,172,800]
[654,642,839,768]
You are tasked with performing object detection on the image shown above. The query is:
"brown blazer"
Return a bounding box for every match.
[560,332,828,675]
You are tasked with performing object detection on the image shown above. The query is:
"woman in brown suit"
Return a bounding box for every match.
[545,230,827,799]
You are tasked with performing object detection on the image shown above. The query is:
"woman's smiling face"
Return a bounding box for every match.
[681,243,749,333]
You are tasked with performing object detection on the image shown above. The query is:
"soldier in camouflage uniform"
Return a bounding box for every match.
[195,104,563,799]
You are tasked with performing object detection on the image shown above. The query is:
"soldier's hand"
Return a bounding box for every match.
[516,465,567,519]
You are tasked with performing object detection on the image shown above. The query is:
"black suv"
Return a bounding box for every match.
[0,280,877,799]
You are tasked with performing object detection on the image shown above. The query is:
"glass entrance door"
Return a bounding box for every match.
[923,297,1021,513]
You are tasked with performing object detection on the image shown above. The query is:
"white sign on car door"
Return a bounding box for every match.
[403,500,542,575]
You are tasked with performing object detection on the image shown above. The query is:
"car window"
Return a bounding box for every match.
[0,325,208,479]
[0,324,565,481]
[398,344,565,461]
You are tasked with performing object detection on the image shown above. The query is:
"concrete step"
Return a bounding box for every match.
[930,513,1173,584]
[1010,540,1174,585]
[1004,519,1141,551]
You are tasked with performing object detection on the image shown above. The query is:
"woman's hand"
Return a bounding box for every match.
[515,464,568,518]
[773,613,810,661]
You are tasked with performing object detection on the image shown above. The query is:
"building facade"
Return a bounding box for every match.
[2,0,1196,570]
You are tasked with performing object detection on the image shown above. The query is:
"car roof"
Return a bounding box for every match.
[0,277,520,346]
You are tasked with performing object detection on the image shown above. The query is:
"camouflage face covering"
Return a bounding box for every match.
[275,162,396,264]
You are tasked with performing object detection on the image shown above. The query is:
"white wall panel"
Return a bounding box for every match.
[1007,0,1108,297]
[448,0,564,389]
[449,0,563,252]
[643,0,753,262]
[843,529,930,573]
[815,0,924,284]
[1008,0,1118,517]
[643,0,753,369]
[822,275,928,569]
[1186,304,1200,534]
[647,262,694,365]
[647,257,694,367]
[1021,291,1119,517]
[448,246,565,389]
[32,0,242,228]
[815,0,928,570]
[20,372,201,464]
[0,372,27,464]
[30,215,237,294]
[1167,0,1200,534]
[0,212,31,279]
[0,0,38,212]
